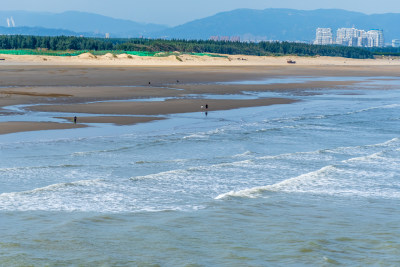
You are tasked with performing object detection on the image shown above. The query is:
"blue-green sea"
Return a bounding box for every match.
[1,76,400,266]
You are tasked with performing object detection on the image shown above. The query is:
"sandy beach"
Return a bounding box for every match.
[1,53,400,66]
[1,54,400,134]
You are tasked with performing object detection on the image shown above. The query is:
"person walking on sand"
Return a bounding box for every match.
[205,104,208,109]
[74,116,77,124]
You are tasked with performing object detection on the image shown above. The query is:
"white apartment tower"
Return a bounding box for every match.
[367,30,384,48]
[336,28,365,46]
[314,28,333,45]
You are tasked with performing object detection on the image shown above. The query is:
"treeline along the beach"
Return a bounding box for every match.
[368,47,400,57]
[0,35,374,59]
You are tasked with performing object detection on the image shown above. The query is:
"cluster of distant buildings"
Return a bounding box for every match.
[210,36,241,42]
[314,27,386,47]
[210,29,398,48]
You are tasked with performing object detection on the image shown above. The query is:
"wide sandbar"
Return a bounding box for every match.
[0,121,86,135]
[30,98,298,116]
[58,116,166,125]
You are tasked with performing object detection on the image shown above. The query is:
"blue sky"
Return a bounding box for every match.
[1,0,399,26]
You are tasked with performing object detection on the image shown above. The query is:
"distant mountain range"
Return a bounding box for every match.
[153,9,400,42]
[0,11,167,38]
[0,9,399,43]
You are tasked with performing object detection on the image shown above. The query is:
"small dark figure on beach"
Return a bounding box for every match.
[177,80,179,83]
[205,104,208,109]
[74,116,77,124]
[148,81,151,85]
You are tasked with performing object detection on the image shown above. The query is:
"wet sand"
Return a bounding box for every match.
[57,116,166,126]
[31,98,297,116]
[0,122,86,135]
[1,64,400,134]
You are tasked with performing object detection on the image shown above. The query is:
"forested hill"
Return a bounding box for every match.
[0,35,374,59]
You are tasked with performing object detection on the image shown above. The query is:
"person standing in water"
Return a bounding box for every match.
[201,104,209,116]
[74,116,77,124]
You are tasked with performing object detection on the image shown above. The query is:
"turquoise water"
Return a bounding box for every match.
[1,78,400,266]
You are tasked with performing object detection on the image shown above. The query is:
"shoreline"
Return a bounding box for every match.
[1,61,400,135]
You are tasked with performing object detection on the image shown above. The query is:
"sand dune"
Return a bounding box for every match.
[1,53,399,66]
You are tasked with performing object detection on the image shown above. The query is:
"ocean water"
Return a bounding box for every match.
[1,77,400,266]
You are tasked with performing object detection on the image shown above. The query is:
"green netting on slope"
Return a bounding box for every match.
[0,49,84,56]
[189,53,227,58]
[0,49,160,57]
[89,51,158,56]
[0,49,227,58]
[125,51,158,56]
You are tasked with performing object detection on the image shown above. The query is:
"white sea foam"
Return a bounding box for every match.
[0,179,107,211]
[342,103,400,117]
[216,144,400,200]
[183,133,209,139]
[0,164,85,172]
[215,166,336,200]
[130,168,195,182]
[128,136,399,200]
[232,151,255,158]
[0,177,202,213]
[257,149,336,163]
[133,158,190,165]
[215,165,337,199]
[182,127,229,140]
[321,138,399,156]
[130,156,258,183]
[255,103,400,128]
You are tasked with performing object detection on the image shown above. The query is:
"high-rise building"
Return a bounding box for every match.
[367,30,384,47]
[356,30,368,47]
[210,36,241,42]
[393,39,400,48]
[336,28,365,46]
[314,28,333,45]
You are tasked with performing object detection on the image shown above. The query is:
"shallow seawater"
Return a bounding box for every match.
[1,78,400,266]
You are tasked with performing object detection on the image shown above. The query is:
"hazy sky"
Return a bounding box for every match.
[1,0,399,26]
